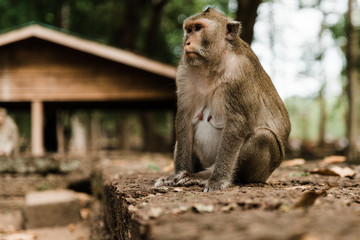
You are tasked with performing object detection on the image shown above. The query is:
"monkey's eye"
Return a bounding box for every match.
[186,28,192,34]
[195,24,203,31]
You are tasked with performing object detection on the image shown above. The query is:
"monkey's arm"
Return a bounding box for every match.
[154,108,194,187]
[174,108,194,173]
[204,114,246,192]
[204,82,251,192]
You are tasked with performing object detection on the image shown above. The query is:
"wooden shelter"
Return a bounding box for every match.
[0,23,176,156]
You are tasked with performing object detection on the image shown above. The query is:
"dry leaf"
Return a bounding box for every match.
[311,166,355,178]
[162,163,174,172]
[322,155,346,164]
[330,166,355,178]
[80,208,90,220]
[293,190,326,210]
[310,168,338,176]
[281,158,306,167]
[75,192,92,208]
[68,223,76,233]
[301,233,321,240]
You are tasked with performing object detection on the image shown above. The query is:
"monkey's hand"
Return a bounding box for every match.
[203,179,231,192]
[154,171,207,187]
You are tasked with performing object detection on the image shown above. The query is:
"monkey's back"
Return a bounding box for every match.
[228,39,291,145]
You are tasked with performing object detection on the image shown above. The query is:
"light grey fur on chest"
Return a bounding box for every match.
[193,106,224,168]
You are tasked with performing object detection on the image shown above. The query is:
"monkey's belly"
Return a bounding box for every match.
[193,108,223,168]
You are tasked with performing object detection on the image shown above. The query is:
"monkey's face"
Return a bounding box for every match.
[183,18,211,65]
[182,8,241,67]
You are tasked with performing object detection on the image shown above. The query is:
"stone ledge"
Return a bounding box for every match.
[0,155,92,174]
[101,155,360,240]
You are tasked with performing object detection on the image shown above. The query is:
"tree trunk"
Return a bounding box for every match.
[346,0,359,163]
[60,1,70,30]
[143,0,169,56]
[236,0,262,45]
[317,84,327,147]
[117,114,131,151]
[110,0,146,50]
[140,111,168,152]
[90,111,100,153]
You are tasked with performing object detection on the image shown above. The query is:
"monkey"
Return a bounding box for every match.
[155,8,291,192]
[0,108,19,156]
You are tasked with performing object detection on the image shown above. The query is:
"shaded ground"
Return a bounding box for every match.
[0,154,99,240]
[102,153,360,240]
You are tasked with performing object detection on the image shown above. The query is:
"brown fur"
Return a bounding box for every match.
[155,8,291,192]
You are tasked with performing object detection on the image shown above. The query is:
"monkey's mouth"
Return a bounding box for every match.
[185,51,199,59]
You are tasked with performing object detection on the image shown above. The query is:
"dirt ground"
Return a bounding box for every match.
[1,152,359,240]
[102,153,360,240]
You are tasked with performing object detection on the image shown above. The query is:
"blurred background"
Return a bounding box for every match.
[0,0,359,161]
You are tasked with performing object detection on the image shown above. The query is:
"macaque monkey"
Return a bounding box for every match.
[0,108,19,156]
[155,8,290,192]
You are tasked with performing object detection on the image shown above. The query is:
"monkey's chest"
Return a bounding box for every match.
[192,107,224,168]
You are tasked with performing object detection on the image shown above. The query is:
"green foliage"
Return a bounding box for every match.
[37,181,52,191]
[285,95,346,141]
[1,0,358,147]
[0,0,238,65]
[148,163,160,171]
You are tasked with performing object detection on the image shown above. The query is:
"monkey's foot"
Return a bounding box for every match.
[203,179,231,192]
[154,171,207,187]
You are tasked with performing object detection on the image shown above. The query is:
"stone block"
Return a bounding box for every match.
[23,190,80,228]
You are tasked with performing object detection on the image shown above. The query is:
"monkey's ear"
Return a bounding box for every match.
[226,21,242,41]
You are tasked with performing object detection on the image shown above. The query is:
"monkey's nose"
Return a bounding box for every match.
[186,41,191,45]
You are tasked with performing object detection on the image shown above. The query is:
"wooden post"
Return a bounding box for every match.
[91,111,100,153]
[31,100,44,156]
[56,110,65,154]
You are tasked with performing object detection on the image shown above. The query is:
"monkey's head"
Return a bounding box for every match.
[182,7,242,66]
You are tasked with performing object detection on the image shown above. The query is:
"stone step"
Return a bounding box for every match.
[23,190,80,229]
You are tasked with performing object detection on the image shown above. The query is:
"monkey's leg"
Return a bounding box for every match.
[234,128,283,183]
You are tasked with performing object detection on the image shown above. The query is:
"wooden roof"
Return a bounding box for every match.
[0,23,176,79]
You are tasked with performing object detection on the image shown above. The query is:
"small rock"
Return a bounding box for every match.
[139,202,149,208]
[221,203,237,213]
[172,205,189,214]
[191,204,214,213]
[148,207,163,219]
[154,186,169,193]
[3,233,36,240]
[125,197,136,204]
[128,205,137,213]
[173,188,183,192]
